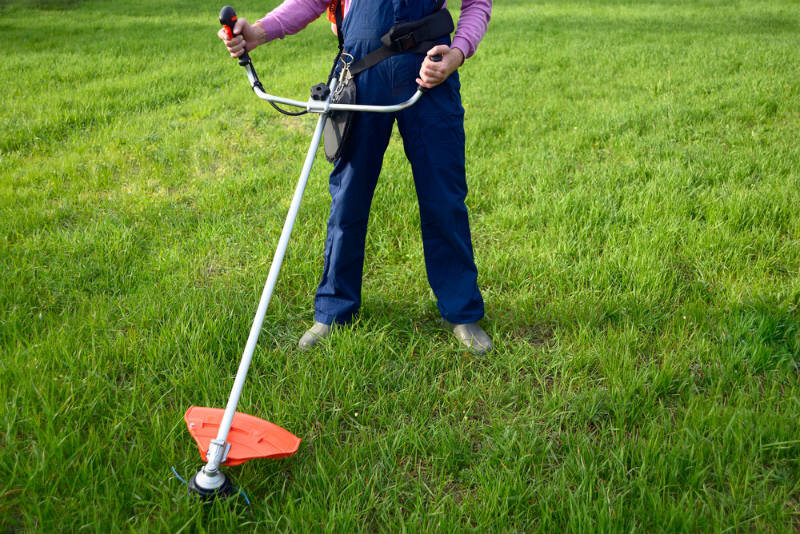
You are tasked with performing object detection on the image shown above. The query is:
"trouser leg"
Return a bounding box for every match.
[314,110,394,325]
[396,74,485,323]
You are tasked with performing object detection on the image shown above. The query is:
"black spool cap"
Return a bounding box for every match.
[187,472,237,501]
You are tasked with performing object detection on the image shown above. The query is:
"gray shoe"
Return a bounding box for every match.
[443,319,493,355]
[298,322,332,350]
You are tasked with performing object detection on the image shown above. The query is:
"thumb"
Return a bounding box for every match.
[233,18,247,36]
[427,44,450,57]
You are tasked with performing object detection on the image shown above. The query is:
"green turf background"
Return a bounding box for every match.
[1,0,799,531]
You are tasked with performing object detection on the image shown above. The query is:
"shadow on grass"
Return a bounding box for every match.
[716,296,800,375]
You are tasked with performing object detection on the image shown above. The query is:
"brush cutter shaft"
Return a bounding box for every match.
[204,99,329,473]
[194,7,434,490]
[201,33,428,474]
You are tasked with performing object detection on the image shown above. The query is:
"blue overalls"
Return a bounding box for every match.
[314,0,485,325]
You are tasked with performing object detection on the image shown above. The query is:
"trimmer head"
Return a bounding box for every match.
[187,470,237,501]
[183,407,300,501]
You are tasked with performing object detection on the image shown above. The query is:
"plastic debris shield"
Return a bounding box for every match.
[184,407,301,466]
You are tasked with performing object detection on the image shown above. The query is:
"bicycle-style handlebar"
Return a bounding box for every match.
[219,5,438,114]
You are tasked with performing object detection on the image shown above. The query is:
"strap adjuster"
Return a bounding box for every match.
[393,32,418,51]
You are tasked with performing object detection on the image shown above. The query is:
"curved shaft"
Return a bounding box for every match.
[246,63,423,114]
[327,91,423,112]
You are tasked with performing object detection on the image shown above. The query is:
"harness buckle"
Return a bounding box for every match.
[393,32,418,51]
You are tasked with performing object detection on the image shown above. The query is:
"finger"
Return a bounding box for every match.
[233,18,246,36]
[230,39,246,54]
[425,75,444,86]
[420,59,436,73]
[421,65,444,79]
[420,60,438,73]
[419,58,443,78]
[227,37,245,50]
[424,55,447,70]
[217,27,229,41]
[420,70,442,85]
[227,37,244,53]
[418,76,443,89]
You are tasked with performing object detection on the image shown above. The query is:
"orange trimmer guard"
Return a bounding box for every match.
[185,406,301,466]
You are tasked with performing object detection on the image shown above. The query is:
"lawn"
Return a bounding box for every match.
[1,0,799,531]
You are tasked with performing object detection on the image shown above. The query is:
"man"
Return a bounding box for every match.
[218,0,493,354]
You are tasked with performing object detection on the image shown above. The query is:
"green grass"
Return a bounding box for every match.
[1,0,799,531]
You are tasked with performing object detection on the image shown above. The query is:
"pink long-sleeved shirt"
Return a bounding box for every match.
[257,0,491,60]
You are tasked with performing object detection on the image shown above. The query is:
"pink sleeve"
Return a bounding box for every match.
[450,0,492,60]
[257,0,330,42]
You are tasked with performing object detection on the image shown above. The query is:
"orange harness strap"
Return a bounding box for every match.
[327,0,341,24]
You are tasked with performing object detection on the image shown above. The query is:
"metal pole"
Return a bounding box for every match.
[203,110,328,474]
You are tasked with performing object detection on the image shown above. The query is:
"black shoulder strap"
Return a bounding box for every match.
[327,0,346,83]
[334,0,344,49]
[350,7,454,76]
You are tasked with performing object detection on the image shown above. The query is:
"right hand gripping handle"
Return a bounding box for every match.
[219,6,251,66]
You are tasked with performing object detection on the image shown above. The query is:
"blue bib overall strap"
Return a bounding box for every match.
[314,0,485,326]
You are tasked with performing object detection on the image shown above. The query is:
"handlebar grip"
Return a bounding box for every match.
[418,54,443,94]
[219,6,251,66]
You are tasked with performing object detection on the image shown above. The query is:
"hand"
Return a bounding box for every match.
[217,17,266,58]
[416,45,464,89]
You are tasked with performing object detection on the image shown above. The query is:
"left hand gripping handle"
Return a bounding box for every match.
[417,54,442,94]
[220,6,251,66]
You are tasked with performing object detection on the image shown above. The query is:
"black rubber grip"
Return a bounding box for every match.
[219,6,251,66]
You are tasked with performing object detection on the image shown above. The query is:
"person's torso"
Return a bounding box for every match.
[338,0,455,106]
[341,0,441,45]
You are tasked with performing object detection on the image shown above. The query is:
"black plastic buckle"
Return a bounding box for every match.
[394,32,417,51]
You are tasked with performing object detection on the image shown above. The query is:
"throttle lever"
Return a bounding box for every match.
[219,6,251,66]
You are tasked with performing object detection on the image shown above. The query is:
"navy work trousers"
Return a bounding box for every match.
[314,0,484,325]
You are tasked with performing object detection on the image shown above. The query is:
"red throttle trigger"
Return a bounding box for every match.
[418,54,443,94]
[219,6,251,66]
